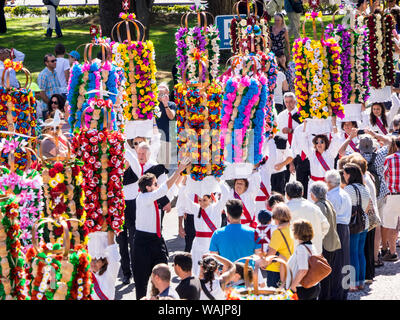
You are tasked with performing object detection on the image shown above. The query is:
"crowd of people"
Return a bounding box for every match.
[1,0,400,302]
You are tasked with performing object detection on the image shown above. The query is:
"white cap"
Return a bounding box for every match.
[368,86,392,104]
[125,119,153,139]
[304,118,332,136]
[87,231,108,260]
[339,103,362,122]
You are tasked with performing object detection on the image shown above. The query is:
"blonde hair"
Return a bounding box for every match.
[347,153,368,174]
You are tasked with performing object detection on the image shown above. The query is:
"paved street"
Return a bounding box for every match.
[114,206,400,300]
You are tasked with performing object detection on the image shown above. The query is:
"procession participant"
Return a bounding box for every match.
[297,119,342,199]
[254,137,277,214]
[132,158,190,300]
[179,178,231,276]
[338,121,360,157]
[276,92,302,183]
[223,167,261,229]
[89,231,121,300]
[361,94,400,135]
[270,135,293,195]
[291,122,311,197]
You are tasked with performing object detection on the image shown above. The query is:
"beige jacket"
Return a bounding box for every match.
[315,200,342,252]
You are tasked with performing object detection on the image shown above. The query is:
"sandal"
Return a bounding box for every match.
[374,260,384,268]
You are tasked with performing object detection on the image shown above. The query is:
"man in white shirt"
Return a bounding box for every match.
[273,71,289,113]
[0,47,25,88]
[54,43,70,97]
[285,181,330,255]
[325,170,352,300]
[270,136,293,194]
[132,158,190,300]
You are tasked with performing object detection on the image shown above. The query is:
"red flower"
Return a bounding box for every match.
[72,165,81,177]
[54,162,64,173]
[49,168,57,178]
[53,226,64,237]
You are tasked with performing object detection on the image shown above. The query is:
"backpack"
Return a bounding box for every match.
[367,153,381,196]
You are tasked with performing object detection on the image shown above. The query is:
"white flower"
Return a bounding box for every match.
[77,292,83,300]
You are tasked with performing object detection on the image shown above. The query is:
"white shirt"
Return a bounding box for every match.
[339,131,360,155]
[276,108,300,143]
[222,172,261,225]
[297,131,342,178]
[273,71,286,105]
[0,49,25,88]
[291,123,305,157]
[91,244,121,300]
[56,57,70,94]
[272,142,293,174]
[285,243,316,289]
[286,198,330,255]
[135,183,168,234]
[181,182,230,234]
[200,278,226,300]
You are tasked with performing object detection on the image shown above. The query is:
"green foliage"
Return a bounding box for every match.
[57,6,74,17]
[152,5,190,14]
[4,5,99,18]
[11,5,29,17]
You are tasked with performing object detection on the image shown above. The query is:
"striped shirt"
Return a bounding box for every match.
[384,151,400,194]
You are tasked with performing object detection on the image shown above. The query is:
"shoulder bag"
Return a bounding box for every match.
[200,279,216,300]
[366,200,380,231]
[278,229,292,256]
[349,184,367,234]
[299,244,332,289]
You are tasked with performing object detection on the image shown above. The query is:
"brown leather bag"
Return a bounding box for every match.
[300,244,332,289]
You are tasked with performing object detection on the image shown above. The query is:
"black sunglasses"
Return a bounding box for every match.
[51,100,59,105]
[48,59,56,63]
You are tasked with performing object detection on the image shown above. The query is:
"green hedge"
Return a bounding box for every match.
[4,5,99,17]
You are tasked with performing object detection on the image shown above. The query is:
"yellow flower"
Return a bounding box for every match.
[55,173,65,184]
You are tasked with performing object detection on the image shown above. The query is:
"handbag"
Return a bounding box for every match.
[200,279,216,300]
[366,200,381,232]
[299,244,332,289]
[288,0,304,14]
[349,185,367,234]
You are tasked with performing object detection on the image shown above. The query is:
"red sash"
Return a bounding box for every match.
[288,112,293,146]
[315,151,330,171]
[255,182,270,201]
[376,117,388,135]
[92,273,109,300]
[310,175,325,182]
[196,208,217,238]
[234,191,257,228]
[154,201,161,238]
[344,133,360,153]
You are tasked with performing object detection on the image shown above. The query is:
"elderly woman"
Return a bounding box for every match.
[342,163,371,292]
[309,181,341,300]
[324,170,352,300]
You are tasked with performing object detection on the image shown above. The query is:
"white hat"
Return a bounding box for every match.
[185,175,221,198]
[125,119,153,139]
[87,231,108,260]
[221,162,254,180]
[368,86,392,104]
[304,118,332,136]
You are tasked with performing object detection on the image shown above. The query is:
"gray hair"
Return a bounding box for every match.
[283,92,296,101]
[310,181,328,201]
[325,170,341,187]
[158,82,169,92]
[137,142,151,157]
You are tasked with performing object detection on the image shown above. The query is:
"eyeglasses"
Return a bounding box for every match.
[48,59,56,63]
[51,100,59,105]
[314,140,325,145]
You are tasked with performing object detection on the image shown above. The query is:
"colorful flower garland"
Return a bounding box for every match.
[67,60,119,132]
[41,160,87,248]
[0,195,29,300]
[73,128,125,235]
[0,87,37,171]
[326,24,370,105]
[293,36,344,121]
[366,12,395,89]
[111,23,159,121]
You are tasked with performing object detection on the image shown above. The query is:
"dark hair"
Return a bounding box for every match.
[234,262,253,283]
[226,199,243,220]
[47,94,66,113]
[343,163,364,185]
[341,121,358,131]
[356,0,367,8]
[258,209,272,225]
[138,173,156,193]
[197,195,211,218]
[285,181,303,199]
[312,134,331,150]
[391,7,400,27]
[200,257,219,291]
[98,258,108,276]
[396,136,400,149]
[267,192,285,209]
[276,51,287,69]
[174,252,192,272]
[54,43,66,56]
[370,103,388,128]
[234,178,249,191]
[44,53,55,63]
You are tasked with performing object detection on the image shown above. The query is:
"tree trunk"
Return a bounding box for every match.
[99,0,123,38]
[99,0,154,40]
[207,0,237,18]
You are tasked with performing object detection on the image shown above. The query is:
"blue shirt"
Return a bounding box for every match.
[327,186,352,225]
[209,224,261,263]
